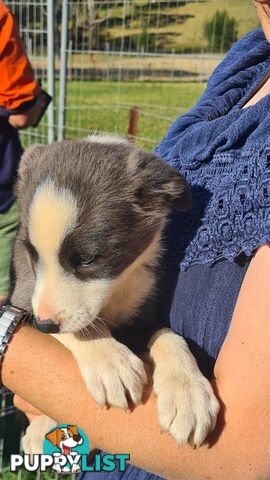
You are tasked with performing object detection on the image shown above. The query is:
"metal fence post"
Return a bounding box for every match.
[47,0,55,144]
[58,0,69,141]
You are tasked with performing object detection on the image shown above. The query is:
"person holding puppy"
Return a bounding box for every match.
[1,1,270,479]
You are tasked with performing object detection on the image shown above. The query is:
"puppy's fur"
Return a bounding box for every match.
[12,135,219,451]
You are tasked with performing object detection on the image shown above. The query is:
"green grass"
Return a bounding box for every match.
[1,471,71,480]
[1,470,57,480]
[21,80,205,151]
[62,80,205,150]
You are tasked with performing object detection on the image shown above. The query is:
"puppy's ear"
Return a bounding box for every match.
[133,152,192,215]
[68,425,79,436]
[10,227,35,311]
[15,144,47,198]
[45,428,60,446]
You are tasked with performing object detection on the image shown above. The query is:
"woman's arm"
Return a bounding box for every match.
[2,246,270,480]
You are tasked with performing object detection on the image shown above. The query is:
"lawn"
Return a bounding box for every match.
[23,81,205,150]
[22,80,205,151]
[2,469,73,480]
[62,80,206,150]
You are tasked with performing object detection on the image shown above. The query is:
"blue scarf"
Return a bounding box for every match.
[156,29,270,270]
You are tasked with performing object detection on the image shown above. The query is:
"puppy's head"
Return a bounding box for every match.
[16,135,191,333]
[45,425,83,450]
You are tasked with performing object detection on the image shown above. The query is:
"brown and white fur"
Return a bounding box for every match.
[45,425,83,454]
[11,135,219,453]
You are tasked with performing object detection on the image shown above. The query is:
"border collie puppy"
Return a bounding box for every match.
[11,135,219,453]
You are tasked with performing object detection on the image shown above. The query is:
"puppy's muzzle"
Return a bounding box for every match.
[33,317,60,333]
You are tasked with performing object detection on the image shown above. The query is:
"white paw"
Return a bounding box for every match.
[52,464,62,474]
[22,415,56,454]
[78,341,147,410]
[154,369,220,447]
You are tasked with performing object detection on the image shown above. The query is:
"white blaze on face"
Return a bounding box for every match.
[59,428,79,448]
[29,181,78,320]
[30,181,78,261]
[28,180,112,332]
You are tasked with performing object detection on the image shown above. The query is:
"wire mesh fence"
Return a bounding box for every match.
[56,0,257,149]
[4,0,55,146]
[4,0,228,151]
[3,0,258,149]
[4,0,259,149]
[0,387,25,477]
[59,0,223,149]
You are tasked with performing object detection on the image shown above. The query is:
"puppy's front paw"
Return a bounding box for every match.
[154,368,219,447]
[149,330,220,447]
[78,341,147,410]
[22,415,56,454]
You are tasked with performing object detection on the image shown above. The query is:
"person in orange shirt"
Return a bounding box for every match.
[0,0,50,303]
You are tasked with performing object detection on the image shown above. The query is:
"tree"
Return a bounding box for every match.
[204,10,237,53]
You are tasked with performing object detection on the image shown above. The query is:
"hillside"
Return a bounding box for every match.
[95,0,260,53]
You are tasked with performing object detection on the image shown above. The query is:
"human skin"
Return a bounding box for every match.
[254,0,270,42]
[242,1,270,108]
[8,99,45,129]
[2,245,270,480]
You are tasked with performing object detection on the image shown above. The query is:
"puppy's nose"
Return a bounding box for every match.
[33,317,60,333]
[37,302,56,322]
[73,435,81,442]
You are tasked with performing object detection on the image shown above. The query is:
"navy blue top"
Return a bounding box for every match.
[0,117,23,212]
[79,29,269,480]
[156,28,270,270]
[0,94,36,213]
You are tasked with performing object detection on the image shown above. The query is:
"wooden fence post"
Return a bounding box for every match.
[128,107,139,142]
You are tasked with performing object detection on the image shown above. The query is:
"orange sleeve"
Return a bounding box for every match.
[0,1,41,111]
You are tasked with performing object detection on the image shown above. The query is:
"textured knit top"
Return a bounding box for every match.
[156,28,270,270]
[80,29,269,480]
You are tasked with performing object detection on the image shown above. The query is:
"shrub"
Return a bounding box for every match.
[204,10,237,53]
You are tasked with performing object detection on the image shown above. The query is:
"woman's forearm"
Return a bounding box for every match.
[1,324,261,480]
[4,242,270,480]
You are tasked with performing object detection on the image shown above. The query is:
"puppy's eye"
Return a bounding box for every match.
[73,255,97,270]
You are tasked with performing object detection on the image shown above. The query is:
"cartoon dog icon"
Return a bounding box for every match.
[45,425,84,473]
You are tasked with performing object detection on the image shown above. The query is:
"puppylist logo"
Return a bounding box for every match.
[10,424,130,474]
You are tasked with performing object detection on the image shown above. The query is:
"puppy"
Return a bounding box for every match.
[45,425,83,454]
[11,135,219,452]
